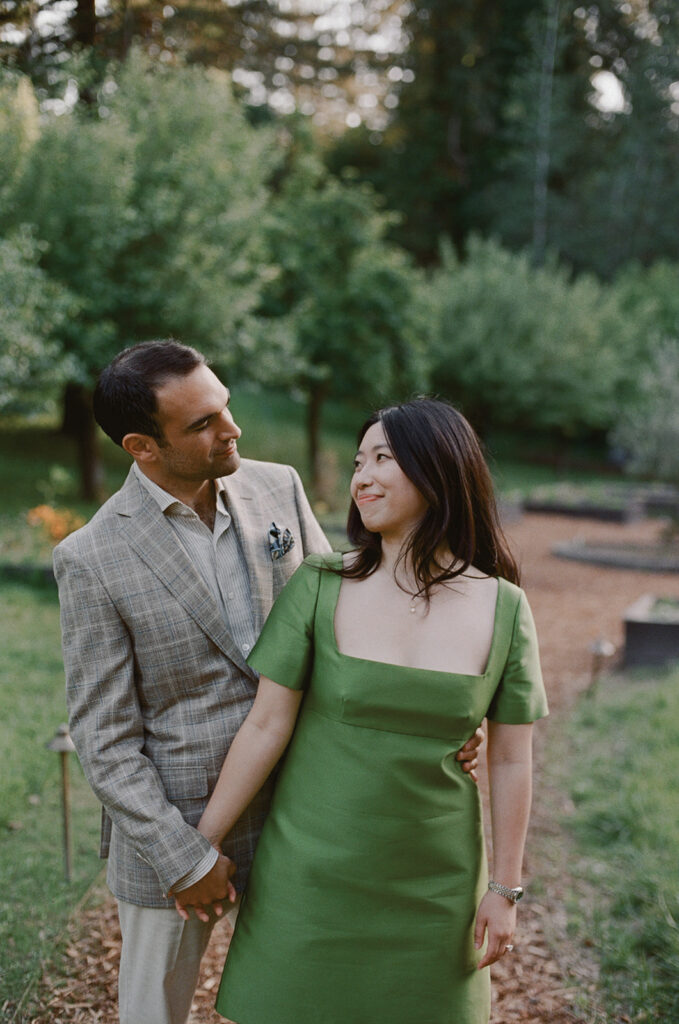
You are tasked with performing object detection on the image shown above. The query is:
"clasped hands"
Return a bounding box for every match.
[173,725,484,921]
[173,849,237,922]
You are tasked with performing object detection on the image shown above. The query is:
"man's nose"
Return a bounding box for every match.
[218,410,241,439]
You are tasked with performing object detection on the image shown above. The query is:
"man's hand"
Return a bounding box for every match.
[173,852,237,923]
[455,725,485,783]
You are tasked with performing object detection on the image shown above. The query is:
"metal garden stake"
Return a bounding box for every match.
[46,724,76,881]
[589,638,616,695]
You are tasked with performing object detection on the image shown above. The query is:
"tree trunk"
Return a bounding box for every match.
[306,383,328,501]
[121,0,135,61]
[72,0,96,47]
[71,0,98,105]
[532,0,560,266]
[61,383,104,502]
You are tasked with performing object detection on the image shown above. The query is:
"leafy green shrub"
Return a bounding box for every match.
[423,236,638,437]
[609,262,679,482]
[611,340,679,484]
[614,260,679,341]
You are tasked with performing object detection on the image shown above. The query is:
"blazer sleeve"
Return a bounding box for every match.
[288,466,332,557]
[53,540,213,895]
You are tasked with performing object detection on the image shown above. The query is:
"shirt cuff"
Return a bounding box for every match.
[171,847,219,893]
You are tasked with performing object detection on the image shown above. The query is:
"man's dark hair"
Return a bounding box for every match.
[93,340,206,447]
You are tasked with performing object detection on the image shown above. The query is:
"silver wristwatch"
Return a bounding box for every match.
[488,880,524,904]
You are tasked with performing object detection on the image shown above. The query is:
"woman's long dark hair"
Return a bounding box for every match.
[340,398,520,597]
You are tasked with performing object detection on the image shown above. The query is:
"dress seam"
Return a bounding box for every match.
[303,704,477,745]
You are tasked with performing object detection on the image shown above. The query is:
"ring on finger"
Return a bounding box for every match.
[504,944,514,952]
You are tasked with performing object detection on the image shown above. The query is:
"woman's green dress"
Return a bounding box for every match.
[216,555,548,1024]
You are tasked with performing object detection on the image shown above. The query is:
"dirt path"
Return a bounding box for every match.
[23,513,679,1024]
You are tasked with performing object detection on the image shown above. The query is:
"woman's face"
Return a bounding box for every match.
[351,421,429,539]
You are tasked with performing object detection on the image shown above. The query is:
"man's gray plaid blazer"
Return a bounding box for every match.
[53,459,329,908]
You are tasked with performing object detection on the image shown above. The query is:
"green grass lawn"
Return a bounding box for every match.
[563,668,679,1021]
[0,579,103,1014]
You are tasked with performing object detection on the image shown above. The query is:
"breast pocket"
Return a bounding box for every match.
[271,545,304,597]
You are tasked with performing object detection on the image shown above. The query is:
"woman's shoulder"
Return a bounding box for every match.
[494,575,530,618]
[496,575,523,598]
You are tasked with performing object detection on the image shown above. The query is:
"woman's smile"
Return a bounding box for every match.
[351,422,429,537]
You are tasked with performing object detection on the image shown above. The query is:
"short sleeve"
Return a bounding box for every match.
[486,590,549,724]
[247,557,324,691]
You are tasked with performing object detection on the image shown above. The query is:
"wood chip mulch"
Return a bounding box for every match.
[17,513,679,1024]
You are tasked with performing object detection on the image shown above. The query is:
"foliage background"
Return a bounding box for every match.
[2,1,679,496]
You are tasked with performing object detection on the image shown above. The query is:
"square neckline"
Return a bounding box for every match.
[327,556,506,679]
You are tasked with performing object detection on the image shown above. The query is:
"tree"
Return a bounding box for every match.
[0,229,77,415]
[0,74,39,205]
[255,137,426,498]
[0,80,75,413]
[2,52,276,496]
[484,1,679,278]
[476,1,591,268]
[568,0,679,276]
[327,2,679,279]
[328,0,538,263]
[1,0,405,130]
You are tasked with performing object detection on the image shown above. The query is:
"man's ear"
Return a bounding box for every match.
[122,433,159,463]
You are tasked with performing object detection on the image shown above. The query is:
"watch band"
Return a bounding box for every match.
[488,880,524,904]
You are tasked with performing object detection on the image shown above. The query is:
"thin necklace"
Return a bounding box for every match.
[392,566,423,612]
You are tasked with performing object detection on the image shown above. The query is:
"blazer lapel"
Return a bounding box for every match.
[219,474,272,638]
[115,471,256,677]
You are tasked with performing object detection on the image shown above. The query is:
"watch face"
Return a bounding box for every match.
[489,881,525,903]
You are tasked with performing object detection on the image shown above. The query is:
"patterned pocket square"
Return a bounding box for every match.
[269,522,295,561]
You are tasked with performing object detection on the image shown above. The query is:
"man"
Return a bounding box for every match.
[54,340,482,1024]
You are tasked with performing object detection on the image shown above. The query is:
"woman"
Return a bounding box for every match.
[190,398,548,1024]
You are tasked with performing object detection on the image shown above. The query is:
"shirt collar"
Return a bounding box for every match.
[133,461,180,512]
[133,462,226,517]
[214,477,230,519]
